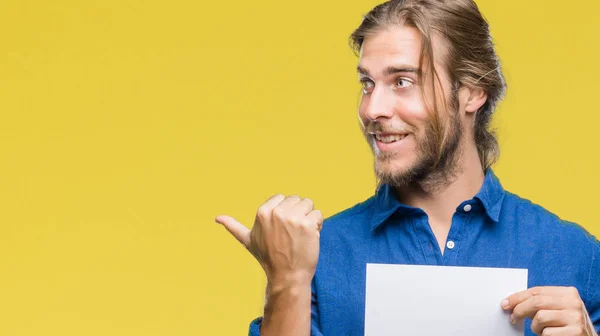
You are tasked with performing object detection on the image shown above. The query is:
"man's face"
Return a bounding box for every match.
[357,25,463,187]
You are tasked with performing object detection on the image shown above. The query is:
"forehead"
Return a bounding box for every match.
[358,25,446,76]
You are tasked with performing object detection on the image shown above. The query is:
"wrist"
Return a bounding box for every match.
[267,271,313,294]
[261,281,312,335]
[267,279,311,298]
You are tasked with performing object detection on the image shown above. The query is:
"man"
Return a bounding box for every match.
[215,0,600,335]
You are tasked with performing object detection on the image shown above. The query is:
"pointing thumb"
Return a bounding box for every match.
[215,215,251,248]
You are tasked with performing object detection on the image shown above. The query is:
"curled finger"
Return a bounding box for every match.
[307,209,324,231]
[530,309,572,335]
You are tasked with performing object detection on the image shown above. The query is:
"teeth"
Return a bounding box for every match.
[375,134,407,143]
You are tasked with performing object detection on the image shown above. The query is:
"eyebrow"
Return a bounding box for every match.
[357,65,420,77]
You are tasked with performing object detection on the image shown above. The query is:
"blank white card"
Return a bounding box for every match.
[365,264,528,336]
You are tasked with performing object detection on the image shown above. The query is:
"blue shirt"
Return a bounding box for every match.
[249,171,600,335]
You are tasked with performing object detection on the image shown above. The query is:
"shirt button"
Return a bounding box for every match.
[446,241,455,249]
[463,204,472,212]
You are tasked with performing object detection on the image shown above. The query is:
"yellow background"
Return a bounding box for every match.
[0,0,598,335]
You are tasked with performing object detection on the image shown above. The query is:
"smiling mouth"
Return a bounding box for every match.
[374,133,408,143]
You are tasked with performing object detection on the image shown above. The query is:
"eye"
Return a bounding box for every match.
[396,78,414,89]
[360,79,375,94]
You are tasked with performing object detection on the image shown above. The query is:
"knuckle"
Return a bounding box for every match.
[286,215,299,226]
[272,207,287,220]
[514,306,527,319]
[534,310,548,324]
[571,310,584,325]
[272,193,285,200]
[288,216,303,228]
[290,216,311,229]
[533,296,544,310]
[567,286,579,297]
[256,207,270,221]
[531,320,543,335]
[512,308,523,319]
[267,194,285,205]
[299,219,313,229]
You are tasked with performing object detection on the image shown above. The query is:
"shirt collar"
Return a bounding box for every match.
[370,170,506,231]
[473,169,505,223]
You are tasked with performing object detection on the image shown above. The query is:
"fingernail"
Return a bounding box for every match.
[501,299,509,308]
[510,314,516,324]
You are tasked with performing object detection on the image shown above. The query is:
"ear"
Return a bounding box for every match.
[462,86,488,114]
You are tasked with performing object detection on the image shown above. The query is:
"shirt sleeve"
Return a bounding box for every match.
[247,280,323,336]
[585,238,600,334]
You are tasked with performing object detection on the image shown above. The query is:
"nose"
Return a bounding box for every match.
[360,85,396,122]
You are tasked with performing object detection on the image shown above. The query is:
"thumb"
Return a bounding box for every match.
[215,215,251,248]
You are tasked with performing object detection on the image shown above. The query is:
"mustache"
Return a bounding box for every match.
[364,121,413,135]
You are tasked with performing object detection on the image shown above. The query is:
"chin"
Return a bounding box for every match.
[374,152,433,188]
[376,154,413,171]
[376,158,413,178]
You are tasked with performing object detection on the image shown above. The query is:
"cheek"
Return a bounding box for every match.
[395,95,428,121]
[392,96,429,134]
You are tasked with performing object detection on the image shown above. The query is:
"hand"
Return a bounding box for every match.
[501,286,597,335]
[215,194,323,289]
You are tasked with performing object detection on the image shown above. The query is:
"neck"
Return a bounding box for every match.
[394,141,485,225]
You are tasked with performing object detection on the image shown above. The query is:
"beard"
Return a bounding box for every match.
[362,99,464,192]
